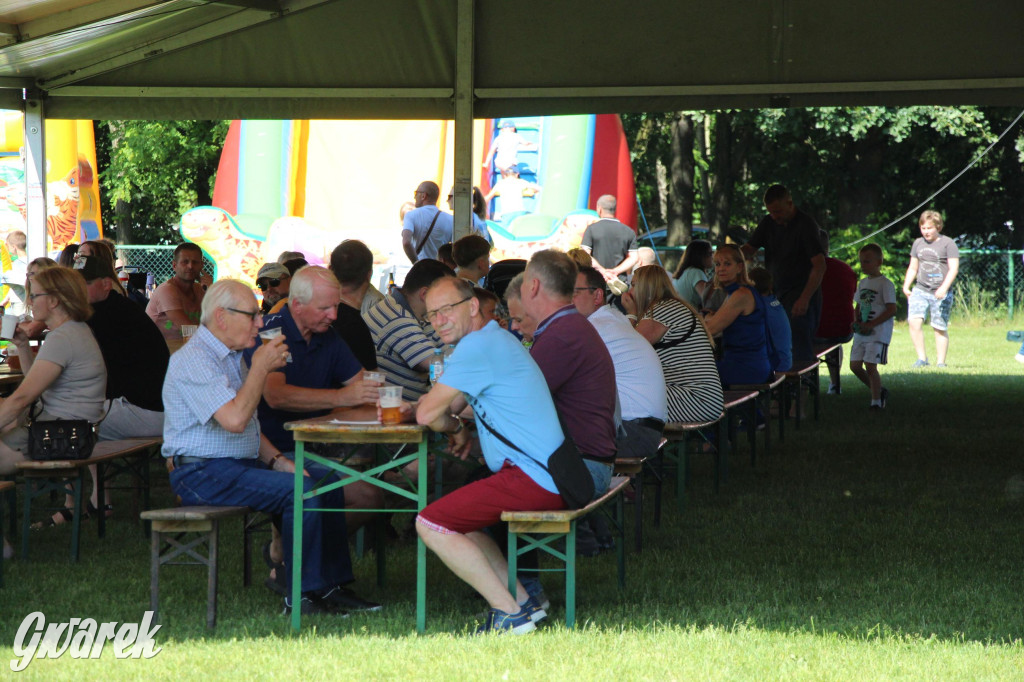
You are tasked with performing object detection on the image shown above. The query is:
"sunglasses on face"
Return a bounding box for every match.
[257,278,283,291]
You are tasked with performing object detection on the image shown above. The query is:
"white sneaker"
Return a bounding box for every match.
[1015,353,1024,364]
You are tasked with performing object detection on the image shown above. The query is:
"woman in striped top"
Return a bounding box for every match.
[623,265,723,424]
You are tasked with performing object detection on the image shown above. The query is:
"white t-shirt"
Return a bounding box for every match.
[854,275,897,345]
[586,305,667,421]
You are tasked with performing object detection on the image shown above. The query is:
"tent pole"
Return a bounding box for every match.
[452,0,474,243]
[24,96,47,261]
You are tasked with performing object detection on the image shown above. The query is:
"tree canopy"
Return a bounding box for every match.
[623,106,1024,268]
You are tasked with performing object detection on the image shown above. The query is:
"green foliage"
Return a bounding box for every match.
[96,120,229,244]
[625,106,1024,252]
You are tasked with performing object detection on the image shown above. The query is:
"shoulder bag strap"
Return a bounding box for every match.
[474,410,555,476]
[414,211,442,257]
[653,307,698,351]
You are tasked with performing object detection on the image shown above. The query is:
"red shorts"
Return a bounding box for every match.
[417,462,565,535]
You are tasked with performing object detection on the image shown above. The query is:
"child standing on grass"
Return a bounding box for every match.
[850,243,897,410]
[902,210,959,368]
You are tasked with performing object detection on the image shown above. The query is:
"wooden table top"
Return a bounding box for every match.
[284,406,427,443]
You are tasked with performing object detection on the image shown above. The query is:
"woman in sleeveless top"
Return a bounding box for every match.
[704,244,772,386]
[623,265,722,424]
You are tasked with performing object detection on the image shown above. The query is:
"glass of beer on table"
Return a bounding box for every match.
[378,386,403,425]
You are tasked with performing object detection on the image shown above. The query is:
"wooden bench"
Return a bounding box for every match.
[732,372,788,452]
[140,505,252,629]
[660,415,723,517]
[502,476,630,628]
[613,457,646,552]
[0,480,12,588]
[15,438,162,561]
[779,359,822,429]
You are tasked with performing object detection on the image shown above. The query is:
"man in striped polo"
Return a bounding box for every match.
[363,259,455,401]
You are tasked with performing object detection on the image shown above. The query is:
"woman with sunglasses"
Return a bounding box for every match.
[0,267,106,540]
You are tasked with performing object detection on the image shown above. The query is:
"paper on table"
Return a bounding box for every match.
[328,419,382,425]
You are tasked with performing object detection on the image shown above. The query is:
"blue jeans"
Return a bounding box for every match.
[584,459,613,499]
[170,457,352,593]
[781,288,822,362]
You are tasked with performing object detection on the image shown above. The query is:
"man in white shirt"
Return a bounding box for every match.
[572,265,667,458]
[402,181,453,263]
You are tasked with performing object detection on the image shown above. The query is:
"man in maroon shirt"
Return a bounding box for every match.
[814,233,857,394]
[519,249,617,497]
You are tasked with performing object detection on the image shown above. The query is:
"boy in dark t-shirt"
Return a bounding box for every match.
[902,210,959,368]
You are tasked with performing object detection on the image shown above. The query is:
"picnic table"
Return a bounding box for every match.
[0,363,24,394]
[284,405,429,634]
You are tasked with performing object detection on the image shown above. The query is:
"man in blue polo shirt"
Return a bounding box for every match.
[244,265,383,612]
[415,276,566,634]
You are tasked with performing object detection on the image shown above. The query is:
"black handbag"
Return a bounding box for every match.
[475,412,595,509]
[26,403,97,461]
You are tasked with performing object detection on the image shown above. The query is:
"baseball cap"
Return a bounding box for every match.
[256,262,289,282]
[73,256,115,282]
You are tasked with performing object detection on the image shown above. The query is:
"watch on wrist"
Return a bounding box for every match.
[450,415,465,434]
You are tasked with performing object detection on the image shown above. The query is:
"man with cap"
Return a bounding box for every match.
[69,255,170,519]
[257,262,292,314]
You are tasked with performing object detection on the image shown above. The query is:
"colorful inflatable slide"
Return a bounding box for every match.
[184,115,636,282]
[0,111,103,250]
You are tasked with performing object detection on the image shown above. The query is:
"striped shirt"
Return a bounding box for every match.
[161,325,260,460]
[644,299,723,424]
[363,290,442,401]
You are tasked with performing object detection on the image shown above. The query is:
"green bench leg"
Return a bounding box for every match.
[565,522,576,628]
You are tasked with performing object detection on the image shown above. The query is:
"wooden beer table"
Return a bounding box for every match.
[284,406,429,634]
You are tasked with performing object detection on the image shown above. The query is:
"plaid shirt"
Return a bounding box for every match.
[161,325,259,460]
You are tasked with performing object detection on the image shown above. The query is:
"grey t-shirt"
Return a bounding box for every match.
[36,320,107,421]
[581,219,638,277]
[910,235,959,294]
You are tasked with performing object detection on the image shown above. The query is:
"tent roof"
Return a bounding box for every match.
[1,0,1023,119]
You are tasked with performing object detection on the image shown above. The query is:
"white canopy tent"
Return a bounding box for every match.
[2,0,1023,256]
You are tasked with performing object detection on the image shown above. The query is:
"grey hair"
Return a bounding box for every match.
[201,279,254,326]
[525,249,577,299]
[504,272,525,303]
[288,265,340,305]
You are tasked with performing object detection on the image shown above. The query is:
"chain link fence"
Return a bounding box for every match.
[955,250,1024,320]
[115,244,1023,320]
[115,245,217,287]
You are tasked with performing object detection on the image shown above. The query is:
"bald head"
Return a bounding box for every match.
[415,181,440,207]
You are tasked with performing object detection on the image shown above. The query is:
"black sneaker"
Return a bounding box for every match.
[282,594,345,616]
[317,586,382,612]
[880,387,889,409]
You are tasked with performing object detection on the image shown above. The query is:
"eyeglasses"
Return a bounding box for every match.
[225,307,260,320]
[28,293,51,302]
[424,296,472,324]
[257,278,285,291]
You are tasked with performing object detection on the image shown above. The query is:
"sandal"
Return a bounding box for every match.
[262,541,287,595]
[31,506,88,531]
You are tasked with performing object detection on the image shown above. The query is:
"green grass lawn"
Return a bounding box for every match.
[2,322,1023,680]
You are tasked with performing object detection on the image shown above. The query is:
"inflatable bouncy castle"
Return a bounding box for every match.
[183,115,636,282]
[0,111,103,250]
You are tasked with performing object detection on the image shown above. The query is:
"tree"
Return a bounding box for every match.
[96,120,229,244]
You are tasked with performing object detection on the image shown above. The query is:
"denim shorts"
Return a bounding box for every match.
[908,288,952,331]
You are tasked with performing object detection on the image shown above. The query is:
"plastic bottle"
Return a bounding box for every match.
[443,344,455,368]
[429,348,445,385]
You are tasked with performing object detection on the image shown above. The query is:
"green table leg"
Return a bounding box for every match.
[290,441,305,633]
[566,521,577,628]
[416,439,427,633]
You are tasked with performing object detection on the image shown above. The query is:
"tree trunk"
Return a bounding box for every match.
[836,128,885,229]
[115,198,132,245]
[707,112,735,242]
[668,113,695,253]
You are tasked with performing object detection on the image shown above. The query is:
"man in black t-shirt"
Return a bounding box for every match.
[329,240,382,370]
[77,256,169,440]
[742,185,826,362]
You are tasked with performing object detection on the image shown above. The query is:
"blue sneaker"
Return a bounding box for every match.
[520,594,548,623]
[476,607,536,635]
[911,359,929,368]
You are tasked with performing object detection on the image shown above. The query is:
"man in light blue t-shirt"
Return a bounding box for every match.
[414,276,565,634]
